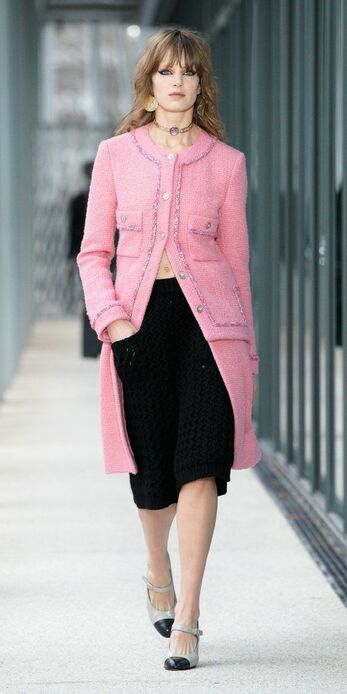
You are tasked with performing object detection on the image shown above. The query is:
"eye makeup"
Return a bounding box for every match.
[158,66,196,75]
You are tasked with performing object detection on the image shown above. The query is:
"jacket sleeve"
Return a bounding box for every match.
[218,151,260,375]
[76,139,131,343]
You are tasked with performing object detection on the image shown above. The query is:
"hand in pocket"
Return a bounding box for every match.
[107,319,137,343]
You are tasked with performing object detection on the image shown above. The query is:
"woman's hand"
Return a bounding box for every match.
[107,319,137,343]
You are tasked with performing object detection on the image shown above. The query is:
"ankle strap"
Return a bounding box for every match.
[171,623,203,636]
[142,575,173,592]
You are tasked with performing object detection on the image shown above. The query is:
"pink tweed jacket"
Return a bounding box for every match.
[76,123,261,474]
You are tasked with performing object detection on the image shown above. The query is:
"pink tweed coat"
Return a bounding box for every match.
[76,123,262,474]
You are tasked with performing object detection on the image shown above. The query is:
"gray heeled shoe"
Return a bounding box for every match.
[164,620,203,670]
[142,560,177,638]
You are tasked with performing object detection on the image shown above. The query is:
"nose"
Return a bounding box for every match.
[173,74,183,86]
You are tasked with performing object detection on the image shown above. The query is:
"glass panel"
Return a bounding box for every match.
[292,0,302,467]
[279,0,290,455]
[303,0,316,482]
[317,0,327,492]
[334,0,344,506]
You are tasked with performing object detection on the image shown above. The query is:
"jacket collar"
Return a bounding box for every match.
[131,123,217,165]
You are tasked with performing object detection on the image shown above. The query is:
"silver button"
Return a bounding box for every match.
[179,271,186,279]
[162,191,170,200]
[121,214,127,222]
[205,221,211,228]
[167,153,175,160]
[197,305,204,313]
[160,232,166,239]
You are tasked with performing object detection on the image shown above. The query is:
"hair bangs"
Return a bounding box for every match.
[153,33,201,75]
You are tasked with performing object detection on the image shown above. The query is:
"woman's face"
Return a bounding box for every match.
[151,52,201,115]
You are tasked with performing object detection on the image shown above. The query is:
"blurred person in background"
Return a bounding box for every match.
[68,160,101,356]
[67,161,94,263]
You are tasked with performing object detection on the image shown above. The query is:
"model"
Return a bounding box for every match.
[76,25,262,671]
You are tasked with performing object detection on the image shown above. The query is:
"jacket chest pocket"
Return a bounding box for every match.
[116,210,143,257]
[187,214,219,261]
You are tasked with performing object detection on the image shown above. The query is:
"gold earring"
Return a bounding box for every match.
[144,95,158,112]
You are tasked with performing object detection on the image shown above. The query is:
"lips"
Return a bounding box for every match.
[169,93,184,96]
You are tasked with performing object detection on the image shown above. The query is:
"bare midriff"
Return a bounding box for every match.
[155,248,176,279]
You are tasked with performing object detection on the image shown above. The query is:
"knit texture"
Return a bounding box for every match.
[112,277,234,509]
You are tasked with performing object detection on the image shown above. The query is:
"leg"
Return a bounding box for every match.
[138,503,177,609]
[167,292,233,655]
[169,476,218,655]
[116,281,180,607]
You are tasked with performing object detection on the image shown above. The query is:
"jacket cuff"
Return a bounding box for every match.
[91,302,131,342]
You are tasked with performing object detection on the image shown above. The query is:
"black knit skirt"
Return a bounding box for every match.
[111,276,235,509]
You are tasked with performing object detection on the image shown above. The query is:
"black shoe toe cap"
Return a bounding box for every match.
[164,656,193,670]
[154,618,174,638]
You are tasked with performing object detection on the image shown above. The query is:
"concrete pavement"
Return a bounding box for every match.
[1,318,346,693]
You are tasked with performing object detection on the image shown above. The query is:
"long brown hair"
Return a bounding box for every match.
[114,26,227,142]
